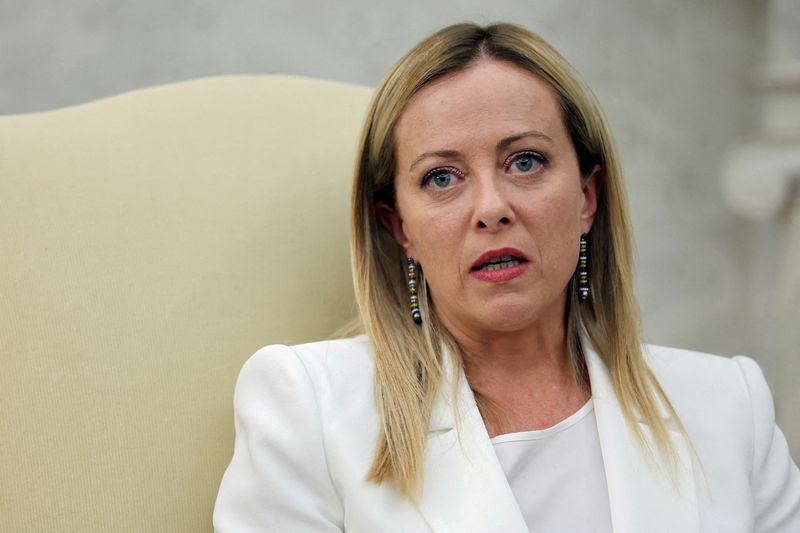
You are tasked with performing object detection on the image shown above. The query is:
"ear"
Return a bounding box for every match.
[374,201,412,252]
[580,164,603,234]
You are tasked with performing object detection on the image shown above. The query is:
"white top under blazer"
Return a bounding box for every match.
[213,334,800,532]
[491,399,613,532]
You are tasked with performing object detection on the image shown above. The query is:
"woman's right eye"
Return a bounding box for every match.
[420,168,461,190]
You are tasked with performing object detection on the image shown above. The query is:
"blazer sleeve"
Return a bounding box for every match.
[734,356,800,532]
[213,344,344,532]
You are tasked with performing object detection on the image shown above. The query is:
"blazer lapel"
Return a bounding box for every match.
[584,339,700,533]
[414,339,700,533]
[415,348,529,533]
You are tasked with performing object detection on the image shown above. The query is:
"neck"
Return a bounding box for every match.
[438,299,574,380]
[457,321,577,392]
[436,304,590,436]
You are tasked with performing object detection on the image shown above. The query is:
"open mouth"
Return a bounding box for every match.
[473,255,523,271]
[470,248,529,273]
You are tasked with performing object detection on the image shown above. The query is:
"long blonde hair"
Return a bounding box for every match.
[348,22,685,497]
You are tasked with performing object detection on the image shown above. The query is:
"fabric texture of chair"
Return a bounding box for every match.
[0,75,372,532]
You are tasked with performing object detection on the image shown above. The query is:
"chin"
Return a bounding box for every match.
[473,294,564,333]
[433,290,564,336]
[467,304,544,333]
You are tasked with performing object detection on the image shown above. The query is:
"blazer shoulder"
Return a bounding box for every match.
[641,344,757,429]
[246,333,373,368]
[289,334,375,382]
[216,340,356,531]
[642,347,800,527]
[642,345,777,410]
[241,335,376,406]
[642,343,747,389]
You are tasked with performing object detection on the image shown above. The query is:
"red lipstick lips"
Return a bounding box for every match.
[470,247,530,283]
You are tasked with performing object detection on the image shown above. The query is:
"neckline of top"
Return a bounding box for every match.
[489,398,595,444]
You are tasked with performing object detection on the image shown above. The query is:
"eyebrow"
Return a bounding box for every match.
[408,130,554,172]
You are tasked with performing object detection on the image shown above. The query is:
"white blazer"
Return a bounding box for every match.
[213,335,800,532]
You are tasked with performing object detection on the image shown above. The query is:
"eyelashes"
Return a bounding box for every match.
[419,151,548,190]
[503,151,547,173]
[420,167,465,189]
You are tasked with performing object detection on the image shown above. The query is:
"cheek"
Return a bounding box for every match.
[543,183,583,230]
[404,207,466,274]
[530,189,583,265]
[413,212,462,255]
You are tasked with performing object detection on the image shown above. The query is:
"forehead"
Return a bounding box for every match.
[394,58,568,159]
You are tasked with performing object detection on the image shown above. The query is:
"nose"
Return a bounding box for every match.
[472,175,513,231]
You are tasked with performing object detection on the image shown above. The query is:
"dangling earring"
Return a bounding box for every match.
[578,234,590,302]
[406,257,422,325]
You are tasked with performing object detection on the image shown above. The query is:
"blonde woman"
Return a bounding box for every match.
[214,23,800,532]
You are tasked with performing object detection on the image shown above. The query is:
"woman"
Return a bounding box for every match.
[214,23,800,532]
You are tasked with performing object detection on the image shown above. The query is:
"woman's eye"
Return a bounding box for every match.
[421,168,459,190]
[507,152,545,173]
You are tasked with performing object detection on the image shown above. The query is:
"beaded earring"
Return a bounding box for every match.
[578,234,590,302]
[406,257,422,324]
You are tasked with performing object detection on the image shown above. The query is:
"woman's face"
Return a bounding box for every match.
[377,58,599,339]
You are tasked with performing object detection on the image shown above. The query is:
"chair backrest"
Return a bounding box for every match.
[0,75,372,532]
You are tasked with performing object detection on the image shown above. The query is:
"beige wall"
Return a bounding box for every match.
[4,0,795,454]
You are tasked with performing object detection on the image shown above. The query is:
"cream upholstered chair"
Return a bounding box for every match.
[0,76,372,532]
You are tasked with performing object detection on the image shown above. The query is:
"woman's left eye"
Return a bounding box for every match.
[506,152,545,173]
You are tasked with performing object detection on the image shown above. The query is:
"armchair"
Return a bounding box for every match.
[0,75,371,532]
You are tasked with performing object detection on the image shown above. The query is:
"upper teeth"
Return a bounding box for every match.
[488,255,515,264]
[481,258,520,271]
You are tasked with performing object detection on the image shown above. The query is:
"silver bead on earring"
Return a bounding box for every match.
[407,257,422,325]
